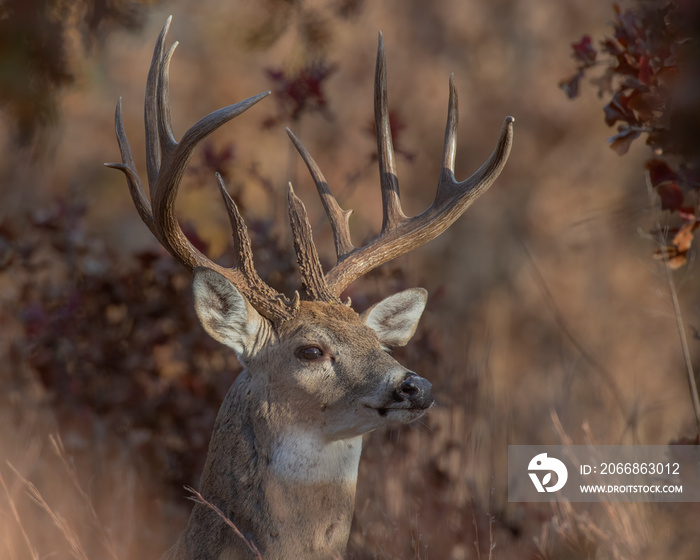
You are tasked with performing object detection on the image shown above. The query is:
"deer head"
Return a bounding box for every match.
[106,16,512,560]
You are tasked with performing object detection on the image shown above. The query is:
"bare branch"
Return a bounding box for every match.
[186,487,263,560]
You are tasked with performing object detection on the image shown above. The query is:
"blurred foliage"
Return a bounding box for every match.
[561,1,700,268]
[0,0,160,144]
[263,61,337,126]
[4,198,233,488]
[242,0,364,54]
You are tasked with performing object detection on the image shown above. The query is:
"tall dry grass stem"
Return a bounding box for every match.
[645,170,700,438]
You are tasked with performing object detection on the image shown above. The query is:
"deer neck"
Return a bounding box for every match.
[173,369,363,560]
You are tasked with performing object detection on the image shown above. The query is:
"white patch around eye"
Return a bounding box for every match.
[271,431,362,483]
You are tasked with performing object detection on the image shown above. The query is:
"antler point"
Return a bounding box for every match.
[161,16,172,38]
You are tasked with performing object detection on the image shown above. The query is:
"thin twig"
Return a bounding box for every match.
[519,239,628,419]
[472,500,481,560]
[0,470,40,560]
[185,486,263,559]
[8,462,89,560]
[49,435,122,560]
[645,170,700,437]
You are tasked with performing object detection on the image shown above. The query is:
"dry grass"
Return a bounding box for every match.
[186,487,263,560]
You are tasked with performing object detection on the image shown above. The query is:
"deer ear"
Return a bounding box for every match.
[361,288,427,347]
[192,267,267,360]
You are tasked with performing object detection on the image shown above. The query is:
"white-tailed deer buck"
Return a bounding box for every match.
[106,17,513,560]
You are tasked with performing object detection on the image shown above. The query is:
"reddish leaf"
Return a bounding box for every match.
[626,90,660,122]
[613,7,642,51]
[608,128,640,155]
[638,55,652,85]
[613,52,639,77]
[571,35,597,66]
[603,92,638,126]
[559,71,584,99]
[645,159,678,186]
[679,207,696,222]
[656,182,683,211]
[203,143,235,176]
[265,61,337,122]
[188,142,236,182]
[600,37,622,57]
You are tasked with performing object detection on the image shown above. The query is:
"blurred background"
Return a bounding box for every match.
[1,0,700,558]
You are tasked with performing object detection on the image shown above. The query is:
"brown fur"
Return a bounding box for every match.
[162,294,429,560]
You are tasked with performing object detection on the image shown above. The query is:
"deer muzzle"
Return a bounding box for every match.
[393,372,433,410]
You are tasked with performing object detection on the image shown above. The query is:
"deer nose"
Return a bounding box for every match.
[394,372,433,409]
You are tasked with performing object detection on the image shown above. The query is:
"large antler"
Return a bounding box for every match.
[107,19,513,321]
[287,32,514,298]
[105,17,299,323]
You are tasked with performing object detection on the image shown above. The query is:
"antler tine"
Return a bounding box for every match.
[441,74,459,180]
[437,74,514,202]
[215,174,301,317]
[286,128,355,260]
[320,71,513,297]
[144,16,171,188]
[155,41,179,161]
[287,183,337,303]
[107,17,296,322]
[146,20,271,269]
[107,99,154,232]
[375,32,407,233]
[287,33,513,298]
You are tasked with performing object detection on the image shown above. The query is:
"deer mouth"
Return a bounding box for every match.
[365,400,433,419]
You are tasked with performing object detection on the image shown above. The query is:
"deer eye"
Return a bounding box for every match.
[296,346,324,361]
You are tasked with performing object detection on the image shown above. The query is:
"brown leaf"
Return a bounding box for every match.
[604,92,638,126]
[656,182,684,211]
[654,221,700,269]
[672,221,699,254]
[645,159,678,186]
[571,35,597,66]
[559,71,584,99]
[608,128,641,155]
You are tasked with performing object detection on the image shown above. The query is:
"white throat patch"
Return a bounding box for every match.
[271,431,362,484]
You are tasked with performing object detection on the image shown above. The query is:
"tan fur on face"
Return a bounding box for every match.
[264,302,409,439]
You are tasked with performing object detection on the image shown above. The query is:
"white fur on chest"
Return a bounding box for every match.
[271,431,362,483]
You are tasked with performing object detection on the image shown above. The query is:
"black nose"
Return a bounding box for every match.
[394,372,433,409]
